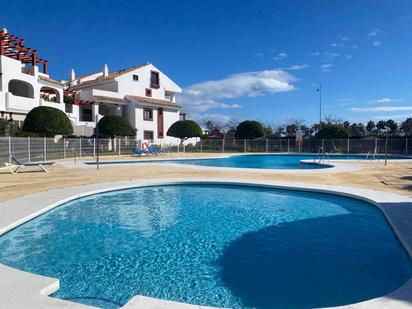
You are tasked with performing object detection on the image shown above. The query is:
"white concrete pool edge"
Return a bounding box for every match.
[1,178,412,309]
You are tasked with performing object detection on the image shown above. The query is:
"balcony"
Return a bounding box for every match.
[5,92,37,112]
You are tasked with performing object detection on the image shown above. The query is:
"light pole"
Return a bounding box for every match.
[95,113,100,170]
[316,83,322,125]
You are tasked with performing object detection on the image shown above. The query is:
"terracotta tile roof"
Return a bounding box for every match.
[70,64,149,89]
[94,95,127,103]
[38,76,64,87]
[129,95,181,108]
[76,71,101,79]
[95,64,148,81]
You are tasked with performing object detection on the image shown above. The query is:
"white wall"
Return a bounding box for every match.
[115,64,181,100]
[133,105,180,144]
[0,55,65,117]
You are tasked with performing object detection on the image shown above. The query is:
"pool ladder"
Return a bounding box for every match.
[314,147,329,163]
[366,147,379,161]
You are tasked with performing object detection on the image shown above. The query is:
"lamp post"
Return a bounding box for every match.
[95,113,99,170]
[316,83,322,125]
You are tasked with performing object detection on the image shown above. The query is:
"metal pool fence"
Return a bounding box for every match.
[0,137,410,165]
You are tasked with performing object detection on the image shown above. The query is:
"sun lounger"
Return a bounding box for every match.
[5,155,56,174]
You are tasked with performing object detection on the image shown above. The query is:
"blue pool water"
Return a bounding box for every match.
[87,154,410,170]
[0,184,411,309]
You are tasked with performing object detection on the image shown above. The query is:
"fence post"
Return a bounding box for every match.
[93,138,96,157]
[266,138,268,153]
[200,139,203,153]
[64,137,66,160]
[177,144,180,153]
[79,137,82,158]
[8,136,11,163]
[27,136,31,163]
[374,137,378,155]
[244,139,247,153]
[287,139,290,153]
[406,138,408,155]
[347,138,350,154]
[183,143,186,153]
[321,138,325,151]
[43,136,47,162]
[222,138,225,153]
[118,137,121,156]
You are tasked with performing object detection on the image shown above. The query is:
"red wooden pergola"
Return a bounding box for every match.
[64,89,95,105]
[0,29,48,74]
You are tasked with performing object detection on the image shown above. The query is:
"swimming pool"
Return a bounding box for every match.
[0,184,411,309]
[86,154,411,170]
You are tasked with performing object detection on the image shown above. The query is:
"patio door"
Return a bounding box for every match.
[157,108,164,138]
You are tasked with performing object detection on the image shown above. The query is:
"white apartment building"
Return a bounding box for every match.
[0,28,185,145]
[68,63,183,144]
[0,29,66,122]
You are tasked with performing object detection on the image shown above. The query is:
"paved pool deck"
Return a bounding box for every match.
[1,153,412,308]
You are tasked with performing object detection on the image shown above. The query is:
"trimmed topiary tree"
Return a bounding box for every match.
[97,115,135,137]
[22,106,73,137]
[167,120,203,144]
[315,124,350,139]
[235,120,265,139]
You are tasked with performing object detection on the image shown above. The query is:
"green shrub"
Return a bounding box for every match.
[235,120,265,139]
[97,115,135,137]
[315,124,350,139]
[167,120,203,143]
[22,106,73,137]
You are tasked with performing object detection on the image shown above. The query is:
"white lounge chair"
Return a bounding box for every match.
[5,155,56,174]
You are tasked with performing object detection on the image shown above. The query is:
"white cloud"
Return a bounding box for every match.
[274,52,287,61]
[324,52,339,58]
[368,97,403,103]
[373,40,382,47]
[341,36,350,41]
[371,114,412,120]
[311,51,320,56]
[180,69,296,120]
[255,52,264,57]
[331,43,343,48]
[350,106,412,112]
[320,63,333,72]
[368,28,382,38]
[283,64,308,71]
[345,54,353,60]
[200,114,237,127]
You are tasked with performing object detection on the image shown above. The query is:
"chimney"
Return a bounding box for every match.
[70,68,76,81]
[103,64,109,77]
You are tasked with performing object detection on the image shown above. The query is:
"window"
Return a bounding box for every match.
[144,130,154,141]
[133,74,139,81]
[80,106,93,122]
[143,108,153,121]
[145,88,152,97]
[150,71,160,88]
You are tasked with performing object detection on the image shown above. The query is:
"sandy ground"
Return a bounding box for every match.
[0,152,411,202]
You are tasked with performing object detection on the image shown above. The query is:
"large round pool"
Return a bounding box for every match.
[0,184,411,309]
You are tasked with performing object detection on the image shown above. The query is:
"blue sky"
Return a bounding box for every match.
[1,0,412,126]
